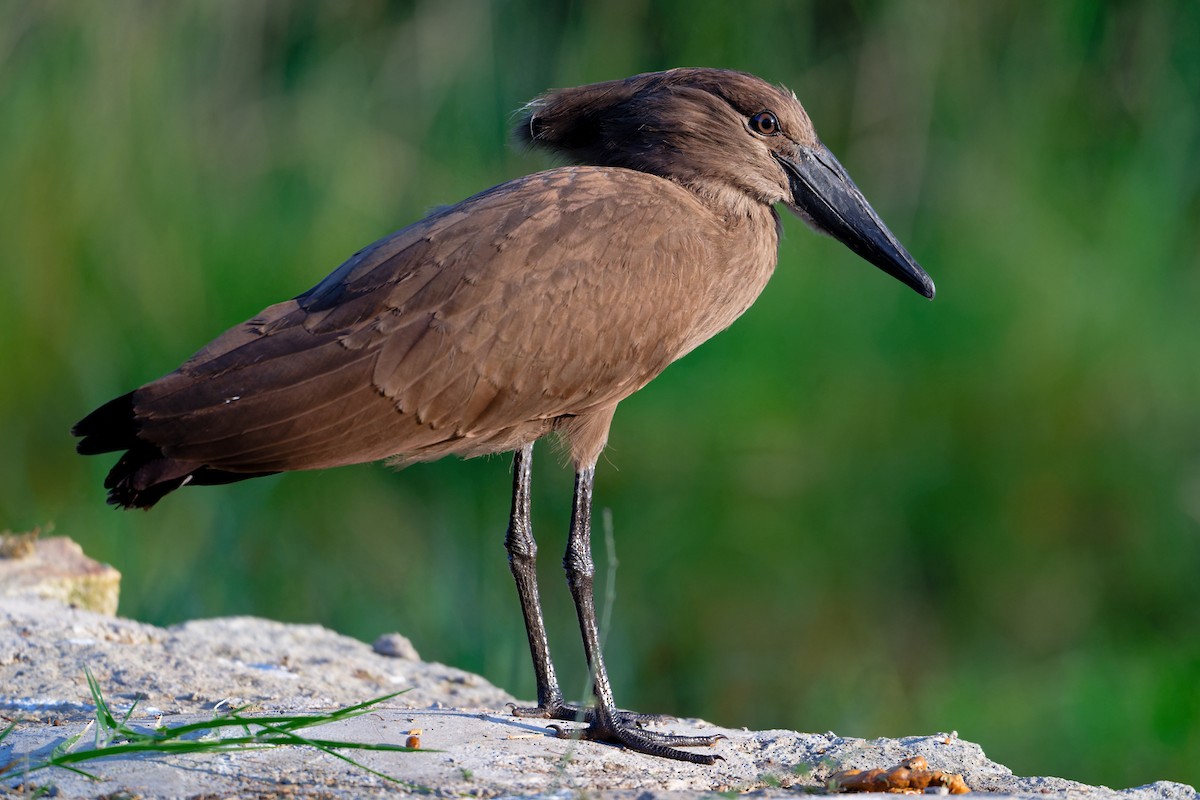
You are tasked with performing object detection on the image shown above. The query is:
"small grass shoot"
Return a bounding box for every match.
[0,668,428,791]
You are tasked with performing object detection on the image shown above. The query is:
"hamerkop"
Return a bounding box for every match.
[74,68,934,763]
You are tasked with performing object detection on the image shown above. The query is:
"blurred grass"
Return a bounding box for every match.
[3,0,1199,788]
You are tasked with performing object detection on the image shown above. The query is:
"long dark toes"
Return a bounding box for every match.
[509,702,590,723]
[554,719,723,763]
[611,713,722,747]
[606,727,721,764]
[509,702,550,719]
[622,711,672,726]
[632,728,725,747]
[511,704,722,763]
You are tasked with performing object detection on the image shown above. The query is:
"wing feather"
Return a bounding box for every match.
[128,166,765,474]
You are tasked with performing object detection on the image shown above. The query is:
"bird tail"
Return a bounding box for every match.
[73,392,138,457]
[72,391,271,509]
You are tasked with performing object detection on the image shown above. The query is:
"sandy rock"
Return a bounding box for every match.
[0,533,121,615]
[1,597,1195,799]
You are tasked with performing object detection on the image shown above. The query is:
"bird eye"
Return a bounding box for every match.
[750,111,780,136]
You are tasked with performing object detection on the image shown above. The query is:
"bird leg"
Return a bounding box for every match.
[503,447,636,724]
[550,465,724,763]
[504,443,567,713]
[504,448,721,761]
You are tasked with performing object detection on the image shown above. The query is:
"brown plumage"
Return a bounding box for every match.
[74,68,933,763]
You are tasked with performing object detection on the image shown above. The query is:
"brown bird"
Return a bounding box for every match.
[74,68,934,763]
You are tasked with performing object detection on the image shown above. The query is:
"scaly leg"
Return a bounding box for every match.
[552,465,723,763]
[504,443,569,715]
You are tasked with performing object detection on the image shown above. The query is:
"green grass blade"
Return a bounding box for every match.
[20,673,425,789]
[83,667,121,747]
[247,720,424,789]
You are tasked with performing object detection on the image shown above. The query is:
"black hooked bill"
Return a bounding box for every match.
[778,144,935,299]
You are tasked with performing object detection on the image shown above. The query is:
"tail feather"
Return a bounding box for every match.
[74,391,271,509]
[72,392,138,455]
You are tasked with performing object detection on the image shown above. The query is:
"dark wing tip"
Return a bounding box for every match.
[106,475,186,510]
[73,392,137,454]
[74,391,200,509]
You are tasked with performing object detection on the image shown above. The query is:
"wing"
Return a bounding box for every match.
[129,166,751,474]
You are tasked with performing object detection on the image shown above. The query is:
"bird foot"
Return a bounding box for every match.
[548,718,724,764]
[508,702,724,763]
[508,700,674,727]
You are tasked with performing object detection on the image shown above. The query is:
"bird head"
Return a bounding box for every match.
[517,68,934,299]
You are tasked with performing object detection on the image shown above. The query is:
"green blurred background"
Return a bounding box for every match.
[2,0,1198,788]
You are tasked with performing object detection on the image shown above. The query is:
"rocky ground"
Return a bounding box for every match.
[2,537,1196,800]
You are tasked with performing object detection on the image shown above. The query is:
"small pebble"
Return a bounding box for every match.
[373,632,420,660]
